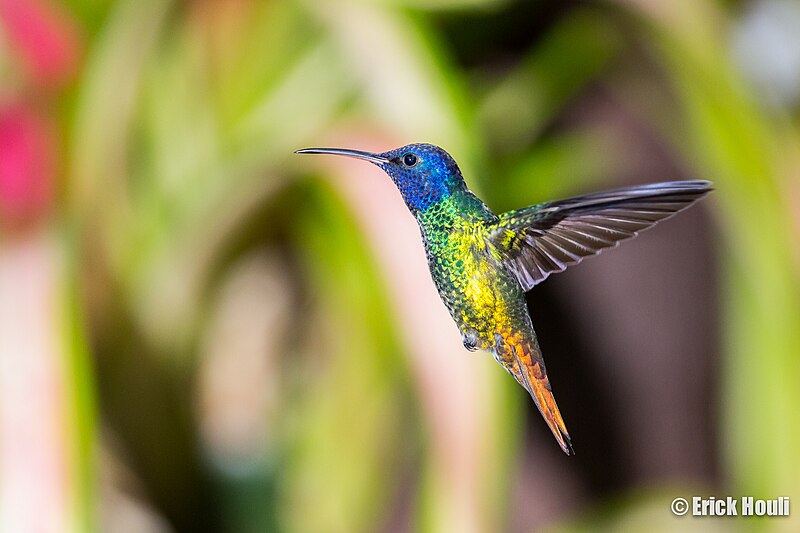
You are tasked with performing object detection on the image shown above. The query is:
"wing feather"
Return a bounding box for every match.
[488,180,712,290]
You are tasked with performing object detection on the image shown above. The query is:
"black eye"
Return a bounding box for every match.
[402,153,418,167]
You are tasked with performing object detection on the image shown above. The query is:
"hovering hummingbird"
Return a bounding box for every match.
[296,143,711,455]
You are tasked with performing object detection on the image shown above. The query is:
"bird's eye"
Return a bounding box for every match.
[402,153,418,167]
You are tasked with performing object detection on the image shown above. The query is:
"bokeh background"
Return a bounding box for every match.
[1,0,800,531]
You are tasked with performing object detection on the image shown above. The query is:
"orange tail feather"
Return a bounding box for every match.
[504,336,573,455]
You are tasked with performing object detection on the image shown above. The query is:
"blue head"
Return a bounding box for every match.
[295,143,467,213]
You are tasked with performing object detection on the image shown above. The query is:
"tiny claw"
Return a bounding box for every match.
[462,332,479,352]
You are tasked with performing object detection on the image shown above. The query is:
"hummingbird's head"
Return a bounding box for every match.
[295,143,467,213]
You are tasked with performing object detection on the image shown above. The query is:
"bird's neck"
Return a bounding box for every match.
[415,189,497,233]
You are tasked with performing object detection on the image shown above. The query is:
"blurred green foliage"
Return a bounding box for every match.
[3,0,799,531]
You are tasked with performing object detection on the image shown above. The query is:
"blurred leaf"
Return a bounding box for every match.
[488,129,616,212]
[310,2,479,175]
[125,35,352,351]
[60,0,114,30]
[281,179,413,533]
[479,9,621,154]
[233,40,353,163]
[69,0,173,247]
[61,236,98,533]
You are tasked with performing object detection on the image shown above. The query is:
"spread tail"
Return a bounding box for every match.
[500,334,573,455]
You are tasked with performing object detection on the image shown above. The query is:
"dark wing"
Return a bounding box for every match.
[488,180,712,291]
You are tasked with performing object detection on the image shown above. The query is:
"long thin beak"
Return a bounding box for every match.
[295,147,390,164]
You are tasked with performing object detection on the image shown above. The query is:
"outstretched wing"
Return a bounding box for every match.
[488,180,712,291]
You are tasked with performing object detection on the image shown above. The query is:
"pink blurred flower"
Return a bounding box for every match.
[0,0,81,86]
[0,103,54,230]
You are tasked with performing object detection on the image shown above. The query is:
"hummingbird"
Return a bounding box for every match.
[296,143,711,455]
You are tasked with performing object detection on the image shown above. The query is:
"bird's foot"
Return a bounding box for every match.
[462,332,479,352]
